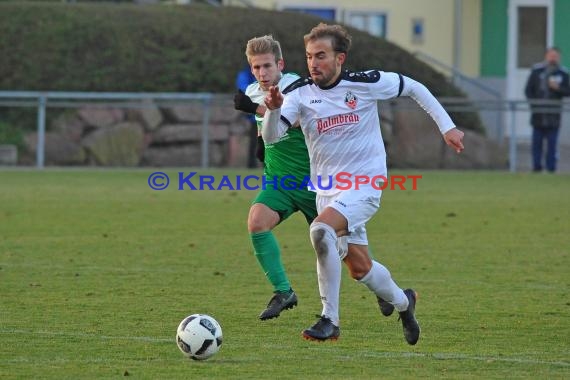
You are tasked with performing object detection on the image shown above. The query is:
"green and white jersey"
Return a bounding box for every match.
[245,73,310,181]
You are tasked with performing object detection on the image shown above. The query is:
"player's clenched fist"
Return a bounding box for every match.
[264,86,283,110]
[444,128,465,154]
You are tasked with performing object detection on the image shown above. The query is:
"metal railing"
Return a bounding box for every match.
[438,97,570,172]
[0,91,233,169]
[1,91,569,172]
[413,51,502,99]
[413,51,505,142]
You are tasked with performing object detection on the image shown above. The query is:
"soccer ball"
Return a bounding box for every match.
[176,314,223,360]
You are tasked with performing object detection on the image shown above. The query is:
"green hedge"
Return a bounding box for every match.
[0,2,483,132]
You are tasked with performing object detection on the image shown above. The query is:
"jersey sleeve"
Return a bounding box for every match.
[244,82,257,98]
[367,70,455,134]
[399,74,456,134]
[280,88,301,128]
[368,71,404,100]
[261,89,301,144]
[279,73,301,90]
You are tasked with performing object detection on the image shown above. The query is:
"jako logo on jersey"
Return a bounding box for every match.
[345,91,357,109]
[310,99,322,104]
[316,113,360,134]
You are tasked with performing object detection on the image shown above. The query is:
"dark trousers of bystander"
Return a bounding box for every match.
[532,126,560,172]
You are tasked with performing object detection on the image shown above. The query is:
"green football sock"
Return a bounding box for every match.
[250,231,291,293]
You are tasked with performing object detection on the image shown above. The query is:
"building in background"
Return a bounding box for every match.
[223,0,570,144]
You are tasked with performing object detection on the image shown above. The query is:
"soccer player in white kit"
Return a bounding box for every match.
[262,23,465,343]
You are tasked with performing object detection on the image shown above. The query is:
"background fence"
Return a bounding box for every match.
[0,91,569,172]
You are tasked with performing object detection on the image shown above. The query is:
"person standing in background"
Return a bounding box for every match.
[525,47,570,173]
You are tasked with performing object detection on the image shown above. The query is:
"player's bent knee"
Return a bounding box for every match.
[248,217,269,233]
[248,204,279,233]
[309,221,336,257]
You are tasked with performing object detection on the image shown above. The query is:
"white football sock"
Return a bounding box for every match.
[336,236,348,260]
[309,221,342,326]
[359,260,409,312]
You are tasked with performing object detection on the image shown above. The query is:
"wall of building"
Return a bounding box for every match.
[461,0,482,77]
[366,0,455,68]
[554,0,570,64]
[225,0,482,76]
[480,0,508,77]
[554,0,570,145]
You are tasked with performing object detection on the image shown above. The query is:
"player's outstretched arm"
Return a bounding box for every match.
[264,86,283,110]
[399,75,465,153]
[261,86,288,144]
[443,128,465,154]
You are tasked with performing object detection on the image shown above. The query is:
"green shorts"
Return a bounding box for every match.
[252,185,317,225]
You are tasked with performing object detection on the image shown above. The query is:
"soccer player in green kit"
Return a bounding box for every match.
[233,35,316,320]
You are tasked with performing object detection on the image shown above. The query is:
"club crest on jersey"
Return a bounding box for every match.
[345,91,357,109]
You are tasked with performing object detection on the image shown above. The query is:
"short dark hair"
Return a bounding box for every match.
[303,23,352,54]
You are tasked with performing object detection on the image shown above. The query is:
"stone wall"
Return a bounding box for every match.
[381,99,508,170]
[23,100,255,167]
[20,98,507,169]
[0,145,17,165]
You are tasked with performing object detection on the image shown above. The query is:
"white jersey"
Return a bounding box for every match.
[268,70,455,195]
[245,72,299,130]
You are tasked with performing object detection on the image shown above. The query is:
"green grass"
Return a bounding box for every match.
[0,169,568,379]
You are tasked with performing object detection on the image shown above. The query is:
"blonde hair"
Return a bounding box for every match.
[245,35,283,63]
[304,23,352,54]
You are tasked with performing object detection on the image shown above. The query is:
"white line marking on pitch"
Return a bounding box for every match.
[2,329,568,368]
[0,329,172,342]
[306,346,569,367]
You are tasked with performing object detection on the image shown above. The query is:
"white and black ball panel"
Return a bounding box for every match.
[176,314,223,360]
[178,314,198,332]
[176,334,192,354]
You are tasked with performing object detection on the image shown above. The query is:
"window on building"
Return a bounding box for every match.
[517,7,547,68]
[411,18,424,44]
[284,7,335,20]
[346,12,387,38]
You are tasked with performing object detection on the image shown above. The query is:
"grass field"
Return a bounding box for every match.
[0,169,568,379]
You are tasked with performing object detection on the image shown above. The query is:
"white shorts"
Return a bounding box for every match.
[316,188,382,246]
